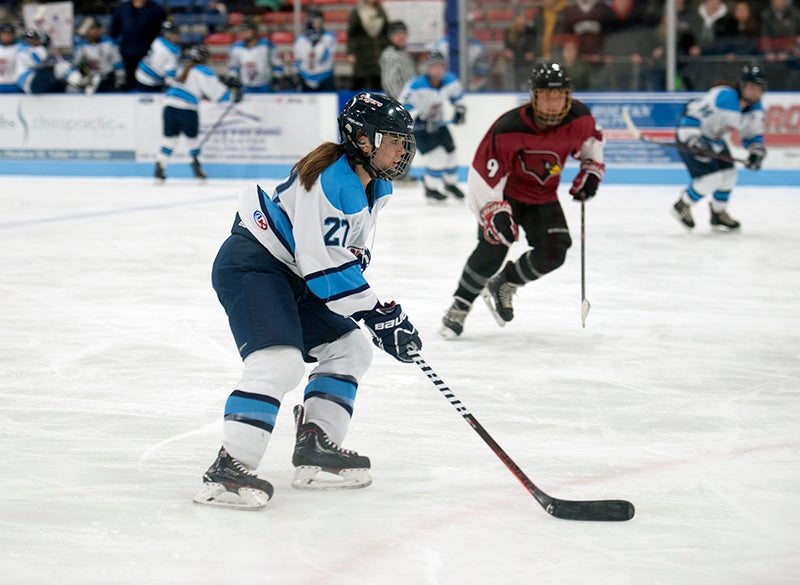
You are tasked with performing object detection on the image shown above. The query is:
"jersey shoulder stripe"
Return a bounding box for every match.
[319,156,368,215]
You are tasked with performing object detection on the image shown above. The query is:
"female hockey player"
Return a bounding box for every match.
[153,44,240,181]
[439,62,605,338]
[194,92,421,509]
[672,65,767,231]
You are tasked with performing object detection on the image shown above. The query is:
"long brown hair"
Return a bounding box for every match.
[293,142,348,191]
[175,61,197,84]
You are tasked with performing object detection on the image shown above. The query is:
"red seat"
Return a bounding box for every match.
[228,12,244,26]
[205,32,235,45]
[271,31,295,45]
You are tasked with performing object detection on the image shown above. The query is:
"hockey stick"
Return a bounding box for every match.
[621,106,748,164]
[580,198,590,328]
[408,349,635,522]
[197,98,237,150]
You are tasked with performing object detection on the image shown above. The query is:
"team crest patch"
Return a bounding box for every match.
[519,151,562,184]
[253,210,268,230]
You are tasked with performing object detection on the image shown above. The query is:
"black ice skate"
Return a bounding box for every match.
[291,405,371,490]
[481,268,519,327]
[424,186,447,203]
[191,156,207,180]
[445,183,465,200]
[709,203,740,230]
[439,296,471,339]
[154,162,166,182]
[193,446,274,510]
[673,198,695,229]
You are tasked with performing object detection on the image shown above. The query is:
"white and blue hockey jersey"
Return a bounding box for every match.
[164,62,233,111]
[73,35,124,83]
[14,42,48,93]
[677,85,765,151]
[228,38,284,91]
[399,72,465,129]
[135,35,180,88]
[293,31,337,89]
[237,155,392,317]
[0,40,22,92]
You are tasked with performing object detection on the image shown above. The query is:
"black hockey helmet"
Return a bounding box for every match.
[242,17,258,32]
[740,64,767,88]
[388,20,407,35]
[161,20,179,36]
[338,92,416,181]
[0,23,16,35]
[187,44,210,62]
[529,62,572,127]
[23,28,41,41]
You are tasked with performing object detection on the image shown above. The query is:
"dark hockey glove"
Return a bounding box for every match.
[348,246,371,272]
[685,134,714,162]
[361,302,422,363]
[569,160,605,201]
[746,143,766,171]
[480,200,518,246]
[452,104,466,125]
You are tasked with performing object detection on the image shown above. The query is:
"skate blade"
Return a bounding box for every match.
[291,466,372,490]
[192,482,269,509]
[438,325,461,340]
[479,289,508,328]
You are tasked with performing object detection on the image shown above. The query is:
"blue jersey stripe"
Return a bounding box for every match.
[305,261,367,301]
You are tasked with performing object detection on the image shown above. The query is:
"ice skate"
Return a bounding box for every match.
[439,296,471,339]
[193,446,274,510]
[191,156,207,180]
[672,197,695,230]
[291,405,371,490]
[424,186,447,203]
[153,162,166,182]
[481,268,518,326]
[445,183,465,200]
[709,203,740,230]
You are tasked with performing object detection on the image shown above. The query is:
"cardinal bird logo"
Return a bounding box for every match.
[519,151,562,185]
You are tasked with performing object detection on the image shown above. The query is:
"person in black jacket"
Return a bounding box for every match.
[110,0,167,91]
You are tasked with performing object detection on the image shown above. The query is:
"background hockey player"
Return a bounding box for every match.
[0,23,22,94]
[292,8,338,92]
[15,29,97,95]
[194,92,421,509]
[399,50,466,202]
[134,20,180,92]
[73,17,126,93]
[227,18,284,93]
[672,65,767,231]
[154,44,240,182]
[440,62,605,338]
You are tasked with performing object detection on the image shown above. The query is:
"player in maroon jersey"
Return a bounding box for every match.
[439,62,605,339]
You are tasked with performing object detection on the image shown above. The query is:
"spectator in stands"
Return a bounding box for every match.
[715,0,761,56]
[110,0,167,91]
[760,0,800,58]
[533,0,567,60]
[73,17,126,93]
[692,0,732,54]
[293,8,337,92]
[0,22,22,93]
[602,0,661,90]
[346,0,389,90]
[560,38,593,89]
[503,9,537,91]
[379,20,415,100]
[559,0,614,64]
[227,19,284,93]
[135,20,181,92]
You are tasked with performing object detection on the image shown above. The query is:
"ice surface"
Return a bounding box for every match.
[1,176,799,585]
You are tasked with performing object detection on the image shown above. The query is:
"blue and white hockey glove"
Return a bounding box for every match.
[746,143,766,171]
[570,160,605,201]
[361,302,421,363]
[480,200,518,246]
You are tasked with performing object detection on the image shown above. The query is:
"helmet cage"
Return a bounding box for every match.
[338,93,416,181]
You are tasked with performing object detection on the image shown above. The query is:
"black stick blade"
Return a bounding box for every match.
[547,498,635,522]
